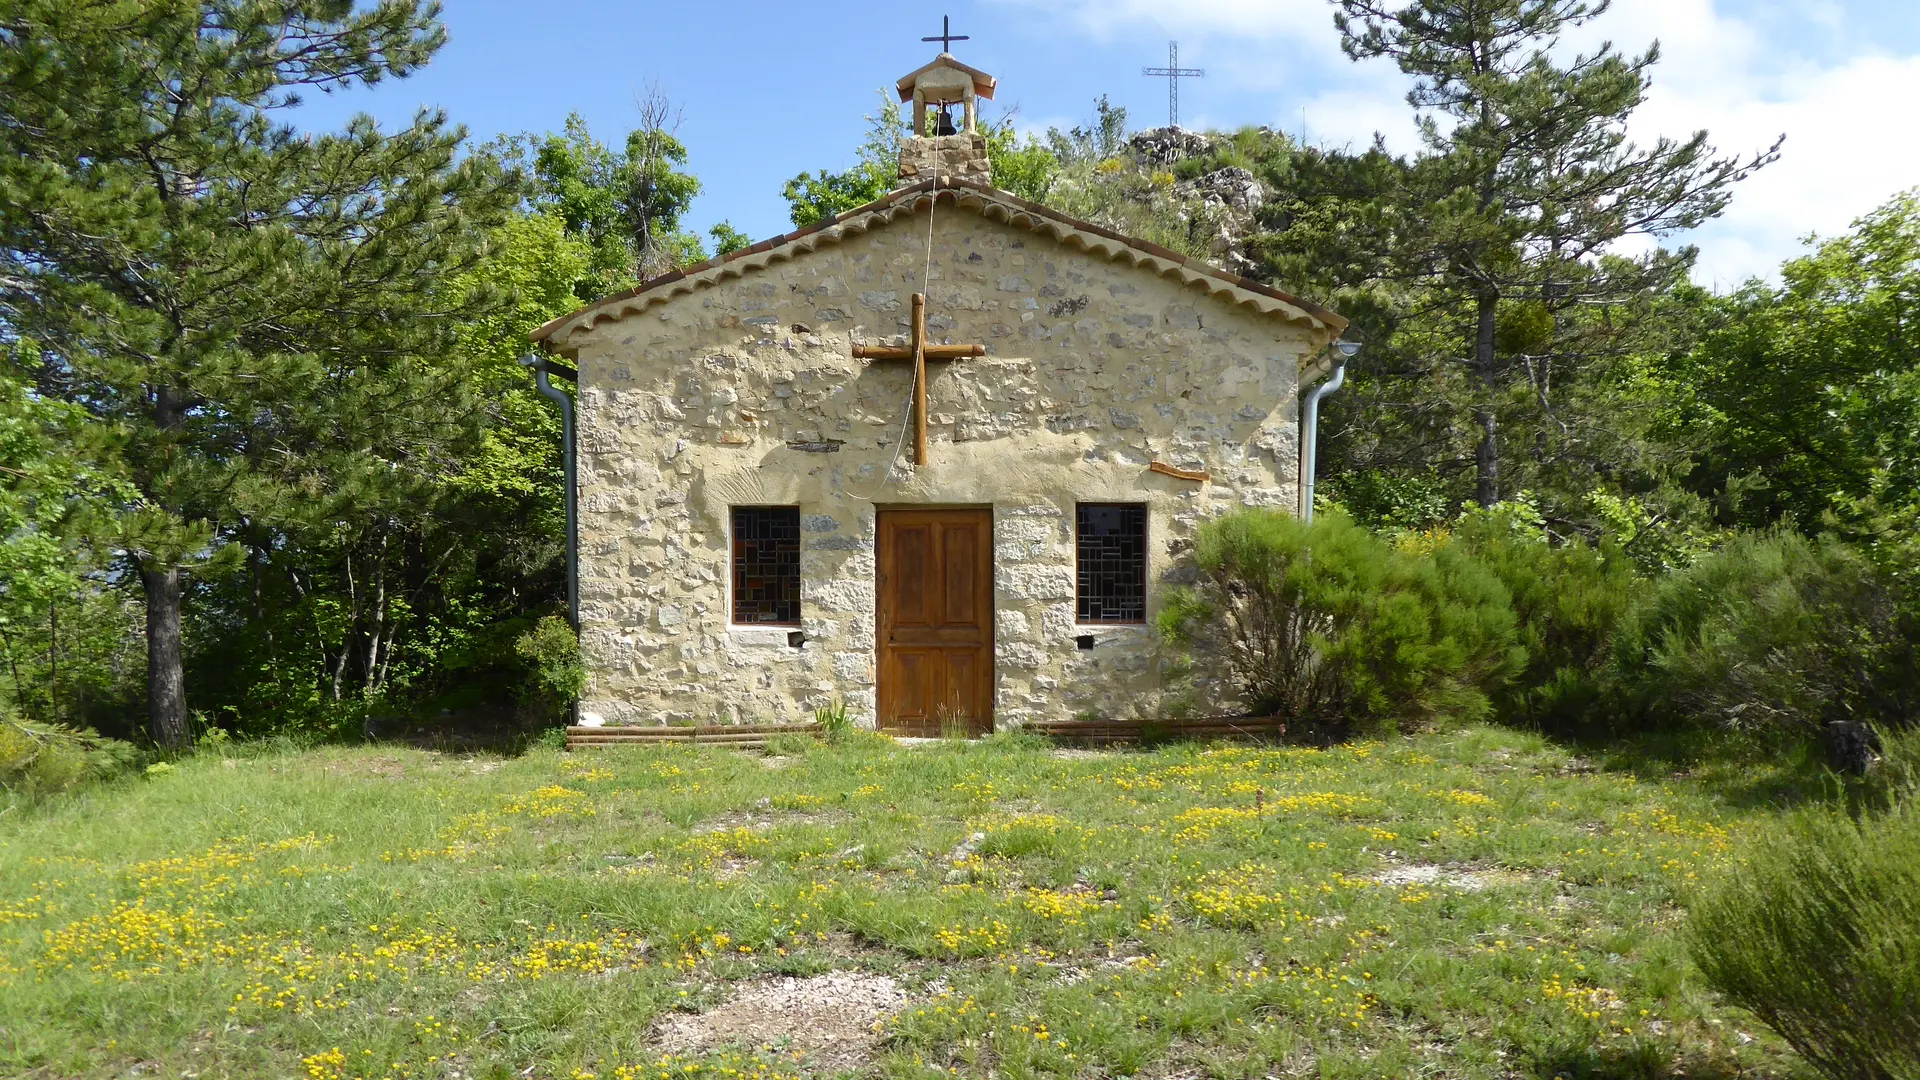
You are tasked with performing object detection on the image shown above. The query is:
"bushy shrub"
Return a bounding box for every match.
[1612,531,1918,738]
[1321,468,1452,533]
[1451,506,1644,732]
[1157,510,1521,739]
[1,706,141,802]
[514,616,586,720]
[1688,734,1920,1080]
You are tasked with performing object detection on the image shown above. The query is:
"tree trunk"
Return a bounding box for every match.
[142,562,191,748]
[331,551,355,701]
[0,625,23,703]
[362,535,388,696]
[47,602,58,715]
[1473,291,1500,507]
[143,384,192,748]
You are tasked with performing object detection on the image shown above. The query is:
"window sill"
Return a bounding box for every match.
[1072,624,1150,649]
[727,624,802,647]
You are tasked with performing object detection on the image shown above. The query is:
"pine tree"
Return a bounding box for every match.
[1331,0,1778,506]
[0,0,518,746]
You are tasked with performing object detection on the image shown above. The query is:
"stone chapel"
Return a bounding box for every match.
[529,51,1349,734]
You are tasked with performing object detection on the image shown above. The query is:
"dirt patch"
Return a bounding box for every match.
[1370,862,1509,891]
[654,971,908,1070]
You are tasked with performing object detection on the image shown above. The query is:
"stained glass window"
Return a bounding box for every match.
[732,506,801,624]
[1076,503,1147,623]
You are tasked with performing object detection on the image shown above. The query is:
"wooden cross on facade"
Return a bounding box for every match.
[852,292,985,466]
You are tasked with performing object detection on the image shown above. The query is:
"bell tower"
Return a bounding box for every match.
[894,38,996,187]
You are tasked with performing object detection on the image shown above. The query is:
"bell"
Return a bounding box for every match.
[935,107,958,137]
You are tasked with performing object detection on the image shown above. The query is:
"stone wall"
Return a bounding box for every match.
[567,205,1317,729]
[897,134,991,186]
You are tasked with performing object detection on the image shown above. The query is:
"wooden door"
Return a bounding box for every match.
[877,508,994,736]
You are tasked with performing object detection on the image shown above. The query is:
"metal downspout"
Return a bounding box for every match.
[1299,361,1347,523]
[521,355,579,629]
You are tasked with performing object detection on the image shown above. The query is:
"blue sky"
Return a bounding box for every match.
[294,0,1920,286]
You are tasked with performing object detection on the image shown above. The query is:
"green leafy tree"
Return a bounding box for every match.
[983,118,1059,202]
[623,87,706,278]
[0,0,519,746]
[182,207,594,737]
[500,98,706,296]
[708,221,750,257]
[0,344,133,720]
[1329,0,1777,508]
[783,93,905,228]
[499,115,638,296]
[1659,192,1920,546]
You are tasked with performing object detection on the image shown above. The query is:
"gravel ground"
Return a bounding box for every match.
[654,971,909,1071]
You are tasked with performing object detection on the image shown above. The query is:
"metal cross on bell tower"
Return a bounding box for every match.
[1142,40,1204,128]
[922,14,968,53]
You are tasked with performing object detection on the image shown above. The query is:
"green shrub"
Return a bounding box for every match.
[514,616,586,720]
[1451,506,1644,732]
[1321,468,1452,533]
[1,705,141,802]
[1157,510,1521,739]
[1612,531,1918,738]
[1688,749,1920,1080]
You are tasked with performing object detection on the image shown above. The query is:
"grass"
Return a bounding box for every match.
[0,726,1814,1080]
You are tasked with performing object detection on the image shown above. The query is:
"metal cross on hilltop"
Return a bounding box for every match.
[922,15,969,52]
[1142,40,1204,128]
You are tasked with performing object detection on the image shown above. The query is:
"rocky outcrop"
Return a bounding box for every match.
[1112,130,1272,274]
[1128,127,1216,165]
[1174,166,1265,215]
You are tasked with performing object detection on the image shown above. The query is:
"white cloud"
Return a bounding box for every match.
[993,0,1920,283]
[1591,0,1920,283]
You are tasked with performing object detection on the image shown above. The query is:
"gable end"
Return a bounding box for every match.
[531,179,1348,352]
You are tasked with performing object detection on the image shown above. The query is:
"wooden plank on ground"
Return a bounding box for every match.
[565,722,821,751]
[1027,716,1287,746]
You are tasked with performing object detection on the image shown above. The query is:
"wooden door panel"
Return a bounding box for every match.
[892,525,932,627]
[942,523,979,627]
[878,508,993,736]
[943,649,988,729]
[887,650,933,722]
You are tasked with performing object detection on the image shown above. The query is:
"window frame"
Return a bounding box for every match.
[729,505,803,627]
[1074,502,1149,625]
